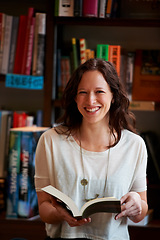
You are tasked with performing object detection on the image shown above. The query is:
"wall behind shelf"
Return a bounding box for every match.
[0,81,44,112]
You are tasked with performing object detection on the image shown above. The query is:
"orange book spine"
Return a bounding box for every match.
[109,45,121,77]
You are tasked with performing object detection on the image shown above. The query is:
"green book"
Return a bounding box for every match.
[96,44,109,61]
[72,38,79,71]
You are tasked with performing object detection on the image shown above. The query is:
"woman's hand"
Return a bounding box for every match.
[115,191,148,223]
[50,196,91,227]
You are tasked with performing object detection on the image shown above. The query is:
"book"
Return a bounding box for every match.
[1,15,13,74]
[83,0,98,17]
[21,7,34,75]
[74,0,83,17]
[59,0,74,17]
[85,49,95,61]
[97,44,109,61]
[125,52,135,101]
[32,13,46,76]
[54,0,59,16]
[13,112,28,128]
[109,45,121,77]
[13,15,27,74]
[6,130,21,218]
[8,16,19,73]
[71,38,79,71]
[132,50,160,102]
[79,38,87,64]
[106,0,114,18]
[34,13,46,76]
[0,13,6,73]
[99,0,107,18]
[25,17,35,75]
[18,130,44,218]
[129,101,155,111]
[0,110,12,178]
[42,185,121,218]
[6,126,49,219]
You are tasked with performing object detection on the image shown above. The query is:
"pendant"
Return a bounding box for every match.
[81,178,88,186]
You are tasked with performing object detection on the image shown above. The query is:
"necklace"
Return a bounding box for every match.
[79,139,110,202]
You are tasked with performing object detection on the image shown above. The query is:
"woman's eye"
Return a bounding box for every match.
[96,90,104,94]
[78,91,87,94]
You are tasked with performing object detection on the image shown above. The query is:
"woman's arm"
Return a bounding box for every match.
[115,191,148,223]
[37,191,91,227]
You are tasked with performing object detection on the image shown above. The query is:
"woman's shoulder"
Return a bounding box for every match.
[122,129,146,146]
[40,124,69,140]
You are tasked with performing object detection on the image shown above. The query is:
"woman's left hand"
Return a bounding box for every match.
[115,192,142,220]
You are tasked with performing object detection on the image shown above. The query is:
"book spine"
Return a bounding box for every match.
[13,15,27,74]
[99,0,107,18]
[83,0,98,17]
[96,44,109,61]
[36,13,46,76]
[18,131,32,218]
[0,111,11,178]
[109,45,121,77]
[1,15,13,74]
[74,0,83,17]
[8,16,19,73]
[72,38,79,71]
[59,0,74,17]
[6,131,21,218]
[106,0,113,18]
[25,17,35,75]
[0,13,6,72]
[129,101,155,111]
[79,38,86,64]
[54,0,59,16]
[126,52,135,101]
[21,7,34,75]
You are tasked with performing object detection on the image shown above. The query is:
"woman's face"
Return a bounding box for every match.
[75,70,113,125]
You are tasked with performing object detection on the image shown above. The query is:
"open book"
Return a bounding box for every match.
[42,185,121,218]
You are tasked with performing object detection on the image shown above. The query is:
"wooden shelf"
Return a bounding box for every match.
[0,212,160,240]
[0,214,46,240]
[54,17,160,28]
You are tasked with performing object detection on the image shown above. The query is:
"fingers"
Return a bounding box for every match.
[51,196,91,227]
[115,192,142,220]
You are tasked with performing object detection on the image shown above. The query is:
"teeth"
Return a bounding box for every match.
[86,107,99,112]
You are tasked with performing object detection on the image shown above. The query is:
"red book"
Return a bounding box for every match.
[13,15,27,74]
[21,7,34,75]
[83,0,98,17]
[25,17,35,75]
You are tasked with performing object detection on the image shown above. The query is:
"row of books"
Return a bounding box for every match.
[0,7,46,76]
[54,0,120,18]
[0,110,43,179]
[6,126,48,218]
[56,36,160,103]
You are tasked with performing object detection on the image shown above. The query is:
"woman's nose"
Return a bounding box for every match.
[87,93,96,105]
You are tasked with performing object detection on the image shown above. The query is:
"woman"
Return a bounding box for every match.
[35,59,148,239]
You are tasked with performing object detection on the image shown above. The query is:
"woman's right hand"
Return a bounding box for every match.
[50,196,91,227]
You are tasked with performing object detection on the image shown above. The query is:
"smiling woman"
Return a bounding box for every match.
[35,58,148,240]
[75,70,113,126]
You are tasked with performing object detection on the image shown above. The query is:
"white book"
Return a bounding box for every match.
[42,185,121,218]
[59,0,74,17]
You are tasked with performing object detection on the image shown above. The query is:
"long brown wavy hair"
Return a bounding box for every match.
[57,58,137,146]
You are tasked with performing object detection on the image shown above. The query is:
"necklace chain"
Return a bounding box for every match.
[79,139,110,202]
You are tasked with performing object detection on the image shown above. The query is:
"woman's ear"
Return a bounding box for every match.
[111,98,114,104]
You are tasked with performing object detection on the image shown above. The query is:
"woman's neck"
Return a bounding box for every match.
[77,122,114,152]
